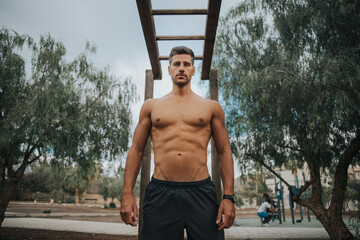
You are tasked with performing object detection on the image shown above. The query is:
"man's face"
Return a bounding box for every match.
[168,54,195,87]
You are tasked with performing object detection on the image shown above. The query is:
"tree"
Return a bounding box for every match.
[108,178,123,206]
[214,0,360,239]
[0,28,137,226]
[63,166,89,204]
[100,177,110,207]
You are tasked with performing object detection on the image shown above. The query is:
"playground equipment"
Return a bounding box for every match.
[288,172,311,224]
[258,171,312,225]
[258,192,285,224]
[275,175,286,222]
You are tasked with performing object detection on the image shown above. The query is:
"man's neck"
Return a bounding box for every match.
[172,83,193,97]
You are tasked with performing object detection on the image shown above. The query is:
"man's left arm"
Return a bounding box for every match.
[210,100,235,231]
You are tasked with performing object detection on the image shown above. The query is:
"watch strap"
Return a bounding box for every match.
[223,194,235,203]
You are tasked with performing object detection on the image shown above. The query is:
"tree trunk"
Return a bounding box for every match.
[326,214,355,240]
[0,148,36,227]
[0,199,6,228]
[324,132,360,240]
[295,133,360,240]
[0,178,19,227]
[295,198,356,240]
[75,188,79,204]
[255,170,258,193]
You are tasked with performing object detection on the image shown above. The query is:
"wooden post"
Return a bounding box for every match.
[209,69,222,204]
[138,70,154,238]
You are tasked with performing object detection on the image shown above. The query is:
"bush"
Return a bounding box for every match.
[64,195,75,204]
[34,192,50,201]
[109,202,116,208]
[235,194,245,208]
[50,189,65,203]
[20,168,50,193]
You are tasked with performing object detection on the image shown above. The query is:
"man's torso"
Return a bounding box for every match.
[149,93,214,181]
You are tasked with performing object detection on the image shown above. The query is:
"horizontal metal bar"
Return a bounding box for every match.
[159,56,203,61]
[156,35,205,41]
[151,9,208,15]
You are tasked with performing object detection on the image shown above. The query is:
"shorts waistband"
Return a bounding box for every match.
[151,176,212,187]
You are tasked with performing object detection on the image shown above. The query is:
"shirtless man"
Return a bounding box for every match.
[120,46,235,240]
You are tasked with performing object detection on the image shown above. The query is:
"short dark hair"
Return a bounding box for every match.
[169,46,194,65]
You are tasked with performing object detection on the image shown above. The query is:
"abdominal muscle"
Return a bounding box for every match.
[151,128,211,182]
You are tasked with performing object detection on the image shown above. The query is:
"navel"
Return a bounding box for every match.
[178,153,182,156]
[156,118,160,122]
[199,118,204,122]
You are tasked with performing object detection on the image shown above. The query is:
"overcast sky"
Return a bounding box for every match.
[0,0,241,176]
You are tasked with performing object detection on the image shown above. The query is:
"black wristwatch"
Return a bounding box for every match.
[223,195,235,203]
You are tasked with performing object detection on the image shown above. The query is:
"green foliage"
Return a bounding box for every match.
[109,202,116,208]
[215,1,360,237]
[234,194,245,208]
[109,178,123,202]
[0,27,137,216]
[20,168,50,193]
[99,177,124,203]
[50,189,65,203]
[257,182,270,194]
[100,177,110,202]
[214,0,360,169]
[64,195,75,204]
[240,188,258,206]
[0,26,136,170]
[63,166,88,194]
[34,192,50,201]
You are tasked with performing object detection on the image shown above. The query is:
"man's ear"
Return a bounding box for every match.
[168,65,171,75]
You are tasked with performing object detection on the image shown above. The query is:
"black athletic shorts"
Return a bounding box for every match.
[141,176,224,240]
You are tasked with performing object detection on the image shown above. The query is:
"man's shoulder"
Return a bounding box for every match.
[205,99,223,114]
[189,96,223,117]
[191,94,219,106]
[141,98,159,114]
[143,98,158,105]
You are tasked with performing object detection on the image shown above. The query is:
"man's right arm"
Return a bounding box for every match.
[120,99,153,226]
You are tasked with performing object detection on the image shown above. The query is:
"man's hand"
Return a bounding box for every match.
[120,194,138,226]
[216,199,235,231]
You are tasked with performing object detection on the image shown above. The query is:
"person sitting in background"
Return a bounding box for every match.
[257,193,272,226]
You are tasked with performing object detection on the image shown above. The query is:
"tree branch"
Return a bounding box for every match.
[28,153,41,164]
[6,162,15,178]
[14,145,37,178]
[299,179,316,195]
[87,83,119,109]
[276,69,295,76]
[276,143,303,153]
[247,153,292,188]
